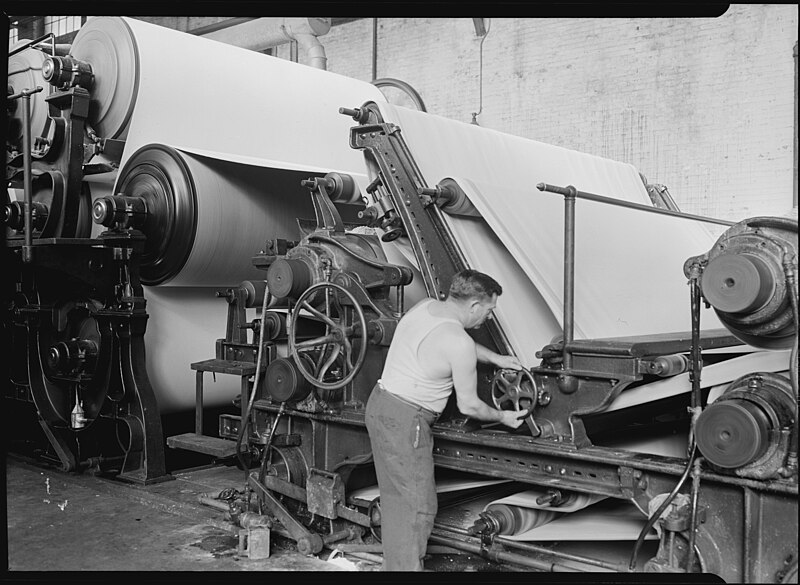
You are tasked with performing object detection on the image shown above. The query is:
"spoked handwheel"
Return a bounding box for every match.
[288,282,368,391]
[491,368,540,436]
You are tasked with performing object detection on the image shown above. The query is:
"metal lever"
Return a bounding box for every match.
[339,106,369,123]
[248,474,324,556]
[301,176,345,232]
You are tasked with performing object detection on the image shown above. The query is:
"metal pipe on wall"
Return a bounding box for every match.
[793,40,797,209]
[372,18,378,81]
[201,17,331,69]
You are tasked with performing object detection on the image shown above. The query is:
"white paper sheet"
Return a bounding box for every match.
[369,103,725,361]
[143,287,251,413]
[348,477,512,502]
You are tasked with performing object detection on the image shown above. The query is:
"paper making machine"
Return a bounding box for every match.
[3,15,380,483]
[5,17,798,582]
[174,101,797,581]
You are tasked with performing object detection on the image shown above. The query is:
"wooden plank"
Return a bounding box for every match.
[167,433,239,458]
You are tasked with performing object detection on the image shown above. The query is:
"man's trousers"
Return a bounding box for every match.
[365,383,439,571]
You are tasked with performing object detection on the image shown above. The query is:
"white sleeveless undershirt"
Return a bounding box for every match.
[379,298,462,414]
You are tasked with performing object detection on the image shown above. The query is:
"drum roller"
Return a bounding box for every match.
[267,258,315,300]
[264,356,314,403]
[696,372,795,479]
[685,216,798,350]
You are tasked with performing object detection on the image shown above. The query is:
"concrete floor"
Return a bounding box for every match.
[3,454,653,576]
[3,455,509,575]
[4,456,349,572]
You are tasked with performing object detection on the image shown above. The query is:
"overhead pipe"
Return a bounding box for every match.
[793,40,797,209]
[201,17,331,69]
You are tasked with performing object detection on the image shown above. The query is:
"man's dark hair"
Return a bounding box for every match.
[448,269,502,302]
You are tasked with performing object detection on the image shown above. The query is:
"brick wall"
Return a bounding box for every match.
[311,8,797,221]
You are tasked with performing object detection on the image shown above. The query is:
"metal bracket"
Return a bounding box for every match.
[306,468,346,519]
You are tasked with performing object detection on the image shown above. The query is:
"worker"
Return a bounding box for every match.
[365,268,526,571]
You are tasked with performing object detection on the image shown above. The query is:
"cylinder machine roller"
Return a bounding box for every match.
[685,216,798,480]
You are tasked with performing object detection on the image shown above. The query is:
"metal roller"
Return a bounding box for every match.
[266,258,314,299]
[474,504,559,536]
[696,372,795,479]
[264,356,313,403]
[419,177,480,217]
[261,311,287,341]
[686,216,798,349]
[239,280,268,309]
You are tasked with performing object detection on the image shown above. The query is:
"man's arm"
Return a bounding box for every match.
[475,344,523,370]
[447,332,524,429]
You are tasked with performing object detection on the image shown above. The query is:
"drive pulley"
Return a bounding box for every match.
[288,282,368,391]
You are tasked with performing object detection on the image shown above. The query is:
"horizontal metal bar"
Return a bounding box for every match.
[427,530,580,572]
[536,182,736,227]
[189,17,258,36]
[8,33,55,57]
[434,522,630,571]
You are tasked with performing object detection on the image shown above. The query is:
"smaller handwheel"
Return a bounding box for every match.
[491,368,539,435]
[288,282,368,391]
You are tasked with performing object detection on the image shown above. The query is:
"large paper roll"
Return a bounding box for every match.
[111,145,320,286]
[71,17,386,174]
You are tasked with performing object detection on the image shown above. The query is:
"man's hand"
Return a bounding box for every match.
[493,354,523,370]
[499,409,525,429]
